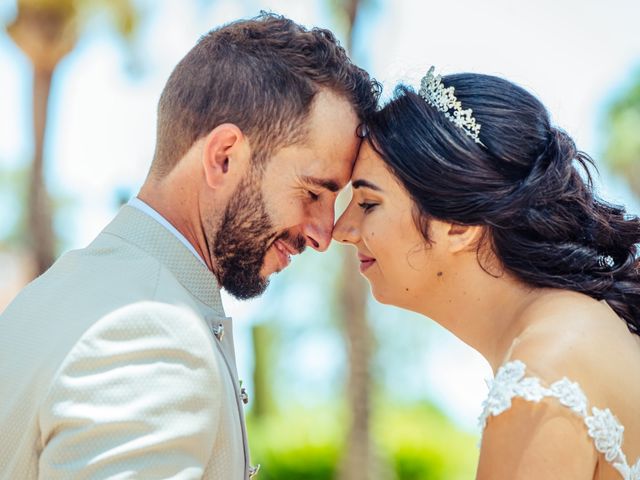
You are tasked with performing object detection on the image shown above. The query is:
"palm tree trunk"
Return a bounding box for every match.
[29,65,56,275]
[337,249,376,480]
[343,0,359,53]
[335,0,381,478]
[7,1,79,277]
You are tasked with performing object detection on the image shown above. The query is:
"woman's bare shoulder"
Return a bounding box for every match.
[505,290,638,391]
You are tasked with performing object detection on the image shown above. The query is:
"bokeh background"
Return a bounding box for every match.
[1,0,639,478]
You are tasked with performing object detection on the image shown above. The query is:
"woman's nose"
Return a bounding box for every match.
[333,208,359,245]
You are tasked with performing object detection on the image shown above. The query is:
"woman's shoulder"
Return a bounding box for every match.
[477,355,600,479]
[504,290,640,401]
[477,290,640,479]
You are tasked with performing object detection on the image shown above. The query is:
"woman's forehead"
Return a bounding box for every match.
[353,141,383,175]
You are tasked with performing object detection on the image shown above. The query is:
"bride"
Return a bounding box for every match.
[334,67,640,479]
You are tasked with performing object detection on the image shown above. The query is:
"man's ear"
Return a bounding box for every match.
[201,123,250,189]
[446,222,485,253]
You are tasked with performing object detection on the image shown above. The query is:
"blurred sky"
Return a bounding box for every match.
[1,0,639,431]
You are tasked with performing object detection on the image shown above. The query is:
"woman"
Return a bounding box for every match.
[334,68,640,479]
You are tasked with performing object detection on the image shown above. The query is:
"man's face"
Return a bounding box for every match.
[212,90,360,299]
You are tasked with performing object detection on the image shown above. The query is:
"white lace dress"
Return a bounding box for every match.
[478,360,640,479]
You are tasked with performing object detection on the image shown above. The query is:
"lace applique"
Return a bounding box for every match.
[478,360,640,480]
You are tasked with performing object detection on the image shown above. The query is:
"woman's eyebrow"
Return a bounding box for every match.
[352,179,383,192]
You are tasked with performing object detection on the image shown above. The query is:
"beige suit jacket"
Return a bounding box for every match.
[0,206,257,479]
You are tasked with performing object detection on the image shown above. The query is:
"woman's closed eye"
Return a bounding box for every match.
[307,190,320,201]
[358,201,378,213]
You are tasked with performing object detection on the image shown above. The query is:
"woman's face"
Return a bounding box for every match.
[333,141,455,312]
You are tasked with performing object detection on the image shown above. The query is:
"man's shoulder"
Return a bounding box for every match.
[15,232,165,315]
[0,228,203,395]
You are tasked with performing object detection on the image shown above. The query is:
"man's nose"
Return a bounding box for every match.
[303,211,335,252]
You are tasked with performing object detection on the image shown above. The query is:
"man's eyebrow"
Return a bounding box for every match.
[352,179,383,192]
[301,175,341,193]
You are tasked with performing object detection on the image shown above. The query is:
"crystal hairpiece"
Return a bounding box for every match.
[597,254,615,269]
[418,66,485,147]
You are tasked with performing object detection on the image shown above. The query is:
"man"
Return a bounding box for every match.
[0,12,379,479]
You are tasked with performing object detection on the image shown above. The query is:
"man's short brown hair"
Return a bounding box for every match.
[151,12,380,175]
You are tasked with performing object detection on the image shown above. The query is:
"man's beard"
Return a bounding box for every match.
[211,170,306,300]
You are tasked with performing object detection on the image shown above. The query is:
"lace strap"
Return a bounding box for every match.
[478,360,639,480]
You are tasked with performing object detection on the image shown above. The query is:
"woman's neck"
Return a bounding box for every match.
[416,264,545,372]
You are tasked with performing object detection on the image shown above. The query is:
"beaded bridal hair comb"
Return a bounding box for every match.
[418,66,485,147]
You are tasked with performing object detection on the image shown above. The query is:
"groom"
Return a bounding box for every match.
[0,12,378,480]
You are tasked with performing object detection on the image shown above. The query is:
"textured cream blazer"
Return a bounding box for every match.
[0,206,257,479]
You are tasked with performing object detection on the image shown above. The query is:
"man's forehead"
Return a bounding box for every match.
[302,91,360,177]
[305,143,358,186]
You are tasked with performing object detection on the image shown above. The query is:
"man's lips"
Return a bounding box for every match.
[358,252,376,272]
[276,239,300,256]
[273,239,297,270]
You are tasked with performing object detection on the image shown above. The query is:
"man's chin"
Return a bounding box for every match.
[259,264,284,278]
[259,249,291,277]
[220,271,270,301]
[223,280,269,300]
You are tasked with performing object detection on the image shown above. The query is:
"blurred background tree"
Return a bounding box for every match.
[5,0,139,276]
[329,1,379,479]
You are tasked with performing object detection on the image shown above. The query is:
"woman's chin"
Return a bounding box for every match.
[369,282,394,306]
[369,283,420,312]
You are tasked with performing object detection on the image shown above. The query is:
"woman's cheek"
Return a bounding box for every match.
[361,218,379,245]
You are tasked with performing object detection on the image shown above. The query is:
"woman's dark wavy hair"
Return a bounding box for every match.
[366,73,640,335]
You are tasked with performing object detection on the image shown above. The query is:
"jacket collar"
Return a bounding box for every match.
[102,205,225,315]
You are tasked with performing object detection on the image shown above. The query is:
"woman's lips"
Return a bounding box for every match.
[357,252,376,273]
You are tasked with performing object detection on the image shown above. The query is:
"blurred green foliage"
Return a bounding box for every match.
[0,165,28,246]
[248,408,343,480]
[604,67,640,196]
[0,163,75,250]
[376,404,478,480]
[247,402,478,480]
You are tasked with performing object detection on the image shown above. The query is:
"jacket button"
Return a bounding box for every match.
[212,323,224,340]
[249,464,260,478]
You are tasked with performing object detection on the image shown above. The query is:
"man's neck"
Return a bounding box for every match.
[137,182,218,273]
